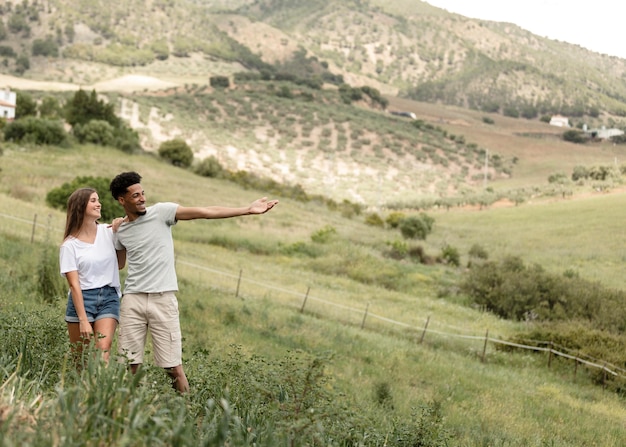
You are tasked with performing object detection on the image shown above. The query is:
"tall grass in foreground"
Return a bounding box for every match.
[0,307,451,446]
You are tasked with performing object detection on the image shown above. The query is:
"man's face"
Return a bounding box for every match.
[119,183,146,217]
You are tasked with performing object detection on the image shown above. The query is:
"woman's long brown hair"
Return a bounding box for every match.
[63,187,97,240]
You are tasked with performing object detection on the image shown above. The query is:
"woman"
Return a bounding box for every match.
[59,187,126,362]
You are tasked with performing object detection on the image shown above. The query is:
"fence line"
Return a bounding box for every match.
[2,211,625,382]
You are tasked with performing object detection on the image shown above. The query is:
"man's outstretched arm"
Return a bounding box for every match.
[175,197,278,221]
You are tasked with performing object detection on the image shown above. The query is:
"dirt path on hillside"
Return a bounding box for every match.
[0,73,179,92]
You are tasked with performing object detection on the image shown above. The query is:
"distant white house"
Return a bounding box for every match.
[587,126,624,140]
[549,114,570,127]
[0,89,16,121]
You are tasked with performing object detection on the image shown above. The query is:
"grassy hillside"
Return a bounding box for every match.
[2,141,626,445]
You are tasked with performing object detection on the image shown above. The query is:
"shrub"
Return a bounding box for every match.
[194,155,224,178]
[72,119,115,146]
[399,213,434,240]
[441,244,460,267]
[46,176,124,222]
[158,138,194,167]
[3,117,67,145]
[364,212,384,227]
[468,243,488,260]
[571,165,589,181]
[32,36,59,57]
[311,225,336,243]
[386,211,406,229]
[386,239,408,260]
[38,241,65,305]
[111,125,142,153]
[562,129,587,144]
[210,76,230,89]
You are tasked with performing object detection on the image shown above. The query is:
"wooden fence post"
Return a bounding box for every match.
[30,214,37,243]
[481,329,489,363]
[361,303,369,329]
[235,269,243,298]
[419,316,430,344]
[300,286,310,313]
[548,342,553,368]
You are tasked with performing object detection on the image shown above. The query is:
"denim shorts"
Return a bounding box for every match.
[65,286,120,323]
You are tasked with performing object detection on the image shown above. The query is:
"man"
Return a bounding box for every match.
[110,171,278,393]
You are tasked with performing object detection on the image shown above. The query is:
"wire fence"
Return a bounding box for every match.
[4,210,626,384]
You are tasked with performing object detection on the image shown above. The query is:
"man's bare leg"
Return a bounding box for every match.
[165,364,189,393]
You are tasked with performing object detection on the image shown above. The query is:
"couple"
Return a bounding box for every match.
[60,171,278,393]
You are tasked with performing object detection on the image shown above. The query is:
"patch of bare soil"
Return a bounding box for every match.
[0,73,180,93]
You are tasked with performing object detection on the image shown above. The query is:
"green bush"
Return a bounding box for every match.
[3,117,67,145]
[441,244,460,267]
[460,255,626,327]
[468,243,488,260]
[364,212,384,227]
[385,211,406,229]
[158,138,194,168]
[399,213,434,240]
[46,176,124,222]
[562,129,587,144]
[210,76,230,89]
[32,36,59,57]
[72,119,115,146]
[194,155,224,178]
[111,124,142,153]
[311,225,337,243]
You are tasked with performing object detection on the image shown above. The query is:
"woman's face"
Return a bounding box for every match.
[85,192,102,220]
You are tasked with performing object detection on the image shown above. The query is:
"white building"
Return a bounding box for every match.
[0,89,16,121]
[549,114,570,127]
[588,126,624,140]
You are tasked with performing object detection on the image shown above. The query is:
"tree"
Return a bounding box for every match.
[39,96,62,119]
[65,89,120,127]
[158,138,194,167]
[15,91,37,118]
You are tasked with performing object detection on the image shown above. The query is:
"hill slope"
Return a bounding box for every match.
[2,0,626,119]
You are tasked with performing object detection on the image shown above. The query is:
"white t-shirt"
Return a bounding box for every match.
[59,224,121,296]
[114,202,179,294]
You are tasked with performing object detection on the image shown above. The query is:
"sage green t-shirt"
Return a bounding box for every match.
[114,202,179,293]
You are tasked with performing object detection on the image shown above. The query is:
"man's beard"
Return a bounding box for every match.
[137,210,147,216]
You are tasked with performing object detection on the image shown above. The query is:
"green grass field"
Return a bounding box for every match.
[2,140,626,445]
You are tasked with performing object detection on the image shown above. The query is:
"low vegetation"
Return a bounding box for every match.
[2,134,626,444]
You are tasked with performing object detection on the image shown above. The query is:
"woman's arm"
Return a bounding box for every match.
[65,270,93,340]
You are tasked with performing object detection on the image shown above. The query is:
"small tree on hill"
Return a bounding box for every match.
[65,89,120,127]
[158,138,194,167]
[399,213,434,240]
